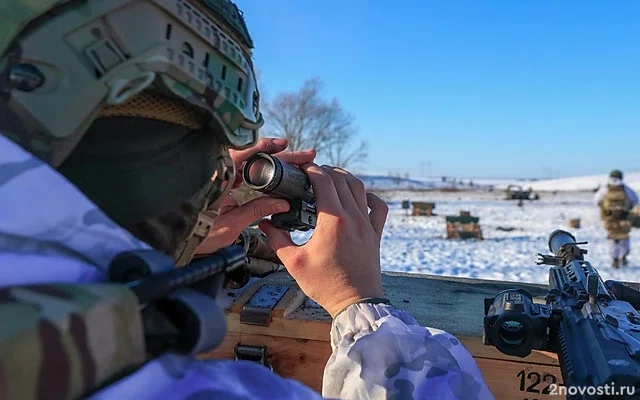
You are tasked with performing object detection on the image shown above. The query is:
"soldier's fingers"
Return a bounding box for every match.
[229,137,288,166]
[273,149,316,166]
[321,166,361,216]
[301,163,341,214]
[367,192,388,239]
[334,168,368,216]
[204,197,290,252]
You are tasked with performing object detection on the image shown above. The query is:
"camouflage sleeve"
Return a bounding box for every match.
[322,303,495,400]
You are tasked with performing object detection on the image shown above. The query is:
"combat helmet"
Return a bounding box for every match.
[610,169,624,180]
[0,0,263,261]
[0,0,262,163]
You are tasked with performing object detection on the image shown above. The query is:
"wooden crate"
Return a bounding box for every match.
[412,202,435,216]
[446,211,483,239]
[200,272,561,399]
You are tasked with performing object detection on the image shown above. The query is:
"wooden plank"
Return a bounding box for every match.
[379,272,550,337]
[200,332,330,393]
[412,202,435,207]
[475,357,562,400]
[226,313,331,342]
[446,216,480,223]
[201,335,561,399]
[223,273,559,362]
[225,319,559,367]
[201,334,561,398]
[460,336,558,366]
[216,271,568,397]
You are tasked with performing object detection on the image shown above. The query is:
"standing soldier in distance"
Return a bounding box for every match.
[595,169,639,268]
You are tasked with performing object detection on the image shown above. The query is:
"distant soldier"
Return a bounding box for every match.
[594,169,639,267]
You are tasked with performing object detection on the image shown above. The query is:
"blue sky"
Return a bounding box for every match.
[235,0,639,179]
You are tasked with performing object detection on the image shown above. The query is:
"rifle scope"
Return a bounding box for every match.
[483,288,548,358]
[548,229,577,256]
[243,153,314,203]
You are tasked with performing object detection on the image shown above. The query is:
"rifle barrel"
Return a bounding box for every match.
[127,245,246,303]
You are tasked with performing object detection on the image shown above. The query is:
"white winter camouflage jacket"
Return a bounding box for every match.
[0,134,494,400]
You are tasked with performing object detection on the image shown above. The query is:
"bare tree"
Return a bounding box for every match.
[262,78,367,169]
[324,124,368,169]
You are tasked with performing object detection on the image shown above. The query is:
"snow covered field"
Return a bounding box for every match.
[294,190,640,285]
[359,171,640,193]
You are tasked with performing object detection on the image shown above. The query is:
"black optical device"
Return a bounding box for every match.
[243,153,316,231]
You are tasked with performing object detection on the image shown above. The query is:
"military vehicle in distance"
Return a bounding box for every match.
[504,184,540,200]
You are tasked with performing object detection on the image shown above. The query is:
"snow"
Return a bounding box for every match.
[358,175,521,191]
[292,190,640,285]
[358,172,640,193]
[526,172,640,193]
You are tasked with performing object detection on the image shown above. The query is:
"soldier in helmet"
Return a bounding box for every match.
[595,169,639,268]
[0,1,492,399]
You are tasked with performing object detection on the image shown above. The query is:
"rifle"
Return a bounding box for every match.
[1,245,246,400]
[483,230,640,399]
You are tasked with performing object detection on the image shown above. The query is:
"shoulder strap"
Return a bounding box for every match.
[174,152,235,267]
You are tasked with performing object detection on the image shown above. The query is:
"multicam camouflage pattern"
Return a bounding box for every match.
[324,303,494,400]
[601,185,633,239]
[0,0,262,166]
[596,183,638,240]
[0,283,145,400]
[0,1,63,55]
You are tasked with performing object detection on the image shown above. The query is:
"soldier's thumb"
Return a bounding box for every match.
[258,220,299,265]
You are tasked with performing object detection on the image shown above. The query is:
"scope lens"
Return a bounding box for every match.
[247,157,275,186]
[498,320,526,347]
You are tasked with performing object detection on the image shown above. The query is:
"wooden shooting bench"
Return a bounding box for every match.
[446,211,484,240]
[411,201,436,216]
[200,271,561,400]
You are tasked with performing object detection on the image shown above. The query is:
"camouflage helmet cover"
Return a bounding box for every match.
[0,0,263,166]
[610,169,623,179]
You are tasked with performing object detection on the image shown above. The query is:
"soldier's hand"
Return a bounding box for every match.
[260,164,389,317]
[195,138,316,255]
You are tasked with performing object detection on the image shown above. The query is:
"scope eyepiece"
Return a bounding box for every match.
[483,289,550,358]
